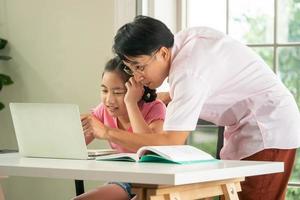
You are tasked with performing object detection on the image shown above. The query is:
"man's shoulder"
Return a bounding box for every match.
[176,26,225,38]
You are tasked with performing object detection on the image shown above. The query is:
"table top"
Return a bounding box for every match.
[0,153,283,185]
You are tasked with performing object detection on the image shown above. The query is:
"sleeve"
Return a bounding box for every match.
[91,103,105,123]
[144,100,167,124]
[163,72,210,131]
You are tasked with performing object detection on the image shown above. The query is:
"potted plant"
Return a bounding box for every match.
[0,38,13,110]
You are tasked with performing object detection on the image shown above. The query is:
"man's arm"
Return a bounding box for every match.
[81,114,189,152]
[107,128,189,152]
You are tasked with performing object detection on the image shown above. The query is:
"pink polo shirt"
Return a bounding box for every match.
[92,100,166,153]
[164,27,300,160]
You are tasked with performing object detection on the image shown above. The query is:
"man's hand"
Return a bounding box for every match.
[80,114,109,140]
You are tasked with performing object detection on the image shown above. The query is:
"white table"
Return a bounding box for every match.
[0,153,283,200]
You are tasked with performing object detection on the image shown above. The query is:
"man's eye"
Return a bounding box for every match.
[136,65,141,70]
[101,90,108,93]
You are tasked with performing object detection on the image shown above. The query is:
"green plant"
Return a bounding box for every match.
[0,38,13,110]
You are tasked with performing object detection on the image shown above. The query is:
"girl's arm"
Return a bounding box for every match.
[125,102,164,133]
[124,77,163,133]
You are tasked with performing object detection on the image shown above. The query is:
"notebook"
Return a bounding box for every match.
[9,103,117,160]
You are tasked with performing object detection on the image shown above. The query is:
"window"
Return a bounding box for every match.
[138,0,300,198]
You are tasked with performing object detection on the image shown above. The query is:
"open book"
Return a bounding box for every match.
[95,145,216,164]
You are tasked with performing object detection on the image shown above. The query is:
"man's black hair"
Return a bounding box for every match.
[103,56,157,103]
[113,15,174,61]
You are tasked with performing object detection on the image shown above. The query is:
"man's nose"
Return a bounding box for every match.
[133,73,144,83]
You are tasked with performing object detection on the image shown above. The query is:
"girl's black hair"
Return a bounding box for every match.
[103,57,157,103]
[113,15,174,61]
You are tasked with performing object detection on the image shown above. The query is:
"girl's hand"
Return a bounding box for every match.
[80,114,94,144]
[124,77,144,104]
[81,114,109,140]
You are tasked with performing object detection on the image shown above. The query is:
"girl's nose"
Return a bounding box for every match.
[106,93,115,104]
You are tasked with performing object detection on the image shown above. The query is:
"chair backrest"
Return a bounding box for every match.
[216,126,224,159]
[194,119,224,159]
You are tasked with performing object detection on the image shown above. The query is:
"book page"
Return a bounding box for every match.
[95,153,138,162]
[137,145,214,163]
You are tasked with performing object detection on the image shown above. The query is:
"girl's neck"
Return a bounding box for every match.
[117,115,131,130]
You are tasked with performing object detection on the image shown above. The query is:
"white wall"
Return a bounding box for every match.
[0,0,116,199]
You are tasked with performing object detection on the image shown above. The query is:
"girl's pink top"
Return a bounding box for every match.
[92,100,166,153]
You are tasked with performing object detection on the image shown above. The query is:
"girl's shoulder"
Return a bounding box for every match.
[141,99,166,109]
[92,103,105,114]
[140,99,166,122]
[140,99,166,115]
[91,103,107,121]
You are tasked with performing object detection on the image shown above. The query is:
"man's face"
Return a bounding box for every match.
[123,47,171,89]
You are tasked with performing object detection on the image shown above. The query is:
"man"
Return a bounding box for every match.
[83,16,300,199]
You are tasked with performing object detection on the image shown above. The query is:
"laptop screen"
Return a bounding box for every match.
[10,103,89,159]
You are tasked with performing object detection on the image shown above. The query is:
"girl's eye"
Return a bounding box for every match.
[113,90,126,95]
[101,90,108,93]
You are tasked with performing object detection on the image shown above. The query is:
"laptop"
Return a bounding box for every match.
[9,103,116,160]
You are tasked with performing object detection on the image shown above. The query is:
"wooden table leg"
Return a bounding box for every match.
[131,187,146,200]
[149,192,182,200]
[221,183,239,200]
[149,195,166,200]
[133,178,243,200]
[168,192,181,200]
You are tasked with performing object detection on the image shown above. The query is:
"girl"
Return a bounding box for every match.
[74,56,166,200]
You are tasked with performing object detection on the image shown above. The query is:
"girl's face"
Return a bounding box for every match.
[101,71,128,118]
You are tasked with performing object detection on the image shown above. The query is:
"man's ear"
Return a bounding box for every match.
[158,46,171,61]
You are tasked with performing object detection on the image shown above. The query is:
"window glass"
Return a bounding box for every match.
[140,0,177,33]
[278,0,300,43]
[187,0,226,33]
[287,149,300,197]
[153,0,177,33]
[229,0,274,44]
[277,47,300,109]
[252,47,274,70]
